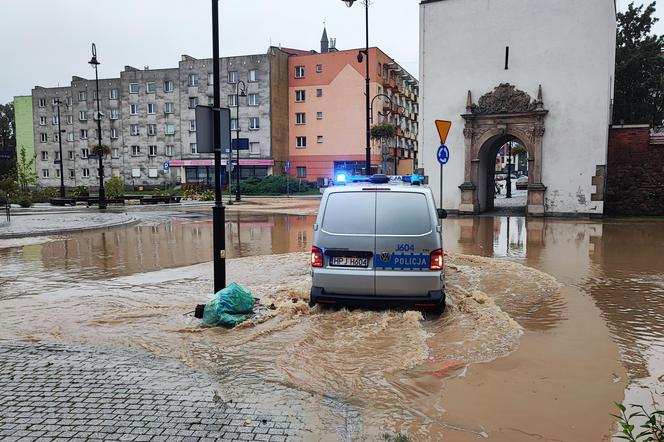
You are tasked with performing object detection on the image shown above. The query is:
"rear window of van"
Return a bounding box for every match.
[322,192,374,235]
[376,192,431,235]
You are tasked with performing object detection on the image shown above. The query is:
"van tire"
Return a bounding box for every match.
[432,299,446,315]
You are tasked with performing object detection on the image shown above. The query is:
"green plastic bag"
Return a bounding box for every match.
[202,282,255,328]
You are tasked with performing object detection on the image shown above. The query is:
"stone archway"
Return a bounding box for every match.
[459,84,548,216]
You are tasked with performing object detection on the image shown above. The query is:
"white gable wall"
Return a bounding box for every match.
[419,0,616,215]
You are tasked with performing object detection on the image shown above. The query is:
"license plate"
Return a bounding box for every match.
[329,256,369,268]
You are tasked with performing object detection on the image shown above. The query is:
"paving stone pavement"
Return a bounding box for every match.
[0,343,304,441]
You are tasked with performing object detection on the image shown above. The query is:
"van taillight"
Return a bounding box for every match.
[430,249,444,271]
[311,246,324,268]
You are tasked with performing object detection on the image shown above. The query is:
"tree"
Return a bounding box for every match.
[0,102,15,149]
[614,2,664,126]
[91,144,111,157]
[15,145,36,190]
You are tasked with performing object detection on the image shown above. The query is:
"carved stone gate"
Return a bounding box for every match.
[459,83,548,216]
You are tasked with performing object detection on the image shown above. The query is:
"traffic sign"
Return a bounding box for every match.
[231,138,250,150]
[285,160,291,173]
[435,120,452,144]
[163,162,170,171]
[437,144,450,165]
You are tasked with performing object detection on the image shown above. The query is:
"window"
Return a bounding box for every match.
[249,117,260,130]
[109,89,118,100]
[164,102,174,114]
[296,166,306,178]
[55,169,61,178]
[249,142,260,154]
[295,90,305,102]
[82,168,90,178]
[228,71,237,84]
[316,64,323,73]
[208,96,214,106]
[131,168,141,178]
[38,98,46,107]
[40,133,47,143]
[53,133,60,142]
[79,111,87,121]
[41,151,49,161]
[189,97,198,109]
[66,115,73,125]
[296,136,307,148]
[92,90,98,100]
[130,124,139,136]
[188,73,199,86]
[248,69,258,82]
[66,97,73,106]
[147,103,155,114]
[148,168,158,178]
[42,169,49,178]
[55,151,60,161]
[295,66,305,78]
[228,95,237,107]
[69,169,75,179]
[248,93,259,106]
[190,143,198,154]
[130,104,139,115]
[52,115,59,125]
[165,123,175,135]
[230,118,238,131]
[317,136,324,144]
[78,91,87,101]
[316,88,323,97]
[39,116,47,126]
[111,147,120,158]
[189,120,196,132]
[67,132,74,142]
[147,124,157,136]
[207,73,214,85]
[322,193,375,234]
[146,82,156,94]
[80,129,88,140]
[129,83,139,94]
[132,145,141,156]
[296,113,306,125]
[148,145,157,157]
[110,109,119,120]
[317,112,323,120]
[376,193,431,235]
[81,148,89,158]
[68,151,75,160]
[110,128,118,139]
[164,80,174,92]
[166,145,174,157]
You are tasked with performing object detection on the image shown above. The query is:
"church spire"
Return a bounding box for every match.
[321,25,329,53]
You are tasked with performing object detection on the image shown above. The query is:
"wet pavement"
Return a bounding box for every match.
[1,206,663,441]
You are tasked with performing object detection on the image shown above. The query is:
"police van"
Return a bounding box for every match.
[310,174,447,313]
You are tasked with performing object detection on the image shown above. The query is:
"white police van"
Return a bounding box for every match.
[310,174,446,313]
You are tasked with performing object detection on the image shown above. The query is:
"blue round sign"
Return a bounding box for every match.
[437,144,450,165]
[163,162,170,171]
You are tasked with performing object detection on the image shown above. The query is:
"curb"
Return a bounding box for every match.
[0,217,140,240]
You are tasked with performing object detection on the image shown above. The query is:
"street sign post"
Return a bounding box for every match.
[435,120,452,211]
[285,160,291,198]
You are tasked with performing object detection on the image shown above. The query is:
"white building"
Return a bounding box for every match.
[419,0,616,216]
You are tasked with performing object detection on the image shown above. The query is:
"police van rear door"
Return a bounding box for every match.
[374,191,440,296]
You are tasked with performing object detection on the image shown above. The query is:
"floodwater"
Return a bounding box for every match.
[1,210,663,441]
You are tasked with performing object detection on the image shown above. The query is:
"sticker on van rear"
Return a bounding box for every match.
[375,253,430,270]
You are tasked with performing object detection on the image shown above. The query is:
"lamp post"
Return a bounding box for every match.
[54,98,67,198]
[88,43,106,210]
[343,0,371,175]
[234,80,247,202]
[506,141,512,198]
[369,93,400,174]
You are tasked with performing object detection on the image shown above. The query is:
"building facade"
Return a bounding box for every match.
[20,48,291,189]
[419,0,616,216]
[287,30,419,183]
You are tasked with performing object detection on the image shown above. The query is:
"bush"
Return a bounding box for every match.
[29,187,58,203]
[613,402,663,441]
[200,190,215,201]
[231,175,313,195]
[73,186,89,197]
[105,176,124,198]
[13,192,32,208]
[0,176,18,195]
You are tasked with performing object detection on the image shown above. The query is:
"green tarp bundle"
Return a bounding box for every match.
[201,283,255,328]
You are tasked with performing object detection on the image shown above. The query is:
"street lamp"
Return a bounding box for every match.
[88,43,106,210]
[506,141,512,198]
[342,0,371,175]
[234,80,247,202]
[54,98,67,198]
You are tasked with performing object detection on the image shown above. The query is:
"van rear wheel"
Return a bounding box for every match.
[431,299,446,315]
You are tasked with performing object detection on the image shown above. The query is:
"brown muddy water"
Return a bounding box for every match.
[1,211,663,441]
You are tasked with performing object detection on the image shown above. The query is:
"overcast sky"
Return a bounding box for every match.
[0,0,661,104]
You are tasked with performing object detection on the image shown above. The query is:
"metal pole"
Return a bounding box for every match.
[211,0,226,292]
[94,62,106,210]
[56,100,65,198]
[506,141,512,198]
[439,163,444,210]
[364,1,371,175]
[235,83,241,202]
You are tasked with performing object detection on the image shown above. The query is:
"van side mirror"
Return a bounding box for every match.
[437,208,448,219]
